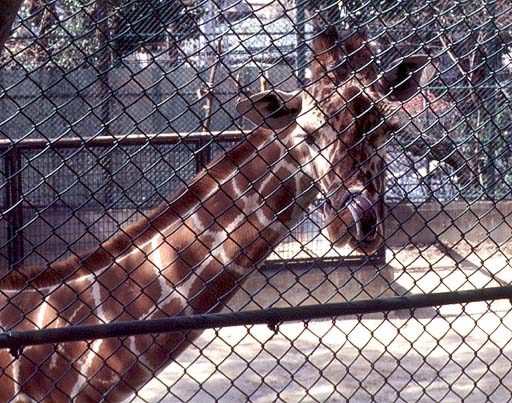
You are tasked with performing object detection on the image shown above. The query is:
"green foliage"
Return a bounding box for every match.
[4,0,99,70]
[112,0,206,58]
[3,0,206,70]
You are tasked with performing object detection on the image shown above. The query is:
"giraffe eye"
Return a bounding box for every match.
[295,130,316,145]
[304,133,316,145]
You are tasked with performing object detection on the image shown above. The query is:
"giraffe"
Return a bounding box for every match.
[0,28,435,402]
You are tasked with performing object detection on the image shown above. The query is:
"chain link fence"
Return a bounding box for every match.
[0,0,511,402]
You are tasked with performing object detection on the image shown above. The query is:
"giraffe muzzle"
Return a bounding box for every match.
[345,194,378,244]
[324,192,379,246]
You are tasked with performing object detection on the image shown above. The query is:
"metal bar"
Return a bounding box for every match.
[96,0,114,206]
[295,0,307,86]
[1,285,511,354]
[0,131,249,151]
[0,129,387,269]
[3,148,24,268]
[374,159,387,265]
[482,0,500,200]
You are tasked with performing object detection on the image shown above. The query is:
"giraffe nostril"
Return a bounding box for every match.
[324,191,378,244]
[346,194,378,243]
[323,198,334,217]
[328,190,351,212]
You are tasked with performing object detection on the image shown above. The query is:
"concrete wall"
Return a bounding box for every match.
[385,200,512,246]
[0,64,298,140]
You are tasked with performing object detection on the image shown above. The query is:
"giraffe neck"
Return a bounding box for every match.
[154,127,319,312]
[189,127,317,258]
[98,126,319,320]
[0,127,322,402]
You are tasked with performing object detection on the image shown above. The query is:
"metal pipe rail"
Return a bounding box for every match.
[0,131,249,151]
[0,131,388,267]
[1,285,511,358]
[0,131,247,268]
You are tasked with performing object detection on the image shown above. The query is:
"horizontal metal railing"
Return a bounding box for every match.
[2,285,511,358]
[0,131,387,269]
[0,131,247,150]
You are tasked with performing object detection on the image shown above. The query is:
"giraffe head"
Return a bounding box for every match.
[237,28,436,253]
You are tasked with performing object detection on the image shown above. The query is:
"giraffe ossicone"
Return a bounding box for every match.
[0,28,436,402]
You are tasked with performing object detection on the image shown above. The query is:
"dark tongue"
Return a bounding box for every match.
[346,194,378,242]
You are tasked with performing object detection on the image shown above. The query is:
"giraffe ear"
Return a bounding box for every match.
[236,90,302,130]
[379,55,437,102]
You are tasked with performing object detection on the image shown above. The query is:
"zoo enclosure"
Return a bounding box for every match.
[1,0,512,402]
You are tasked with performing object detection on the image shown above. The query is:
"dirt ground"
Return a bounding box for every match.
[129,241,512,403]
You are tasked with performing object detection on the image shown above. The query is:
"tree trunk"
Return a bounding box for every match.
[0,0,23,54]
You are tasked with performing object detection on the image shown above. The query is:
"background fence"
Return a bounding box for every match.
[1,0,512,402]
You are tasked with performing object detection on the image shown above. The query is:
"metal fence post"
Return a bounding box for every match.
[483,0,500,200]
[97,0,114,206]
[3,147,24,268]
[295,0,307,86]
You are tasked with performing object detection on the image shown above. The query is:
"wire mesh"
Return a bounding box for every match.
[0,0,511,402]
